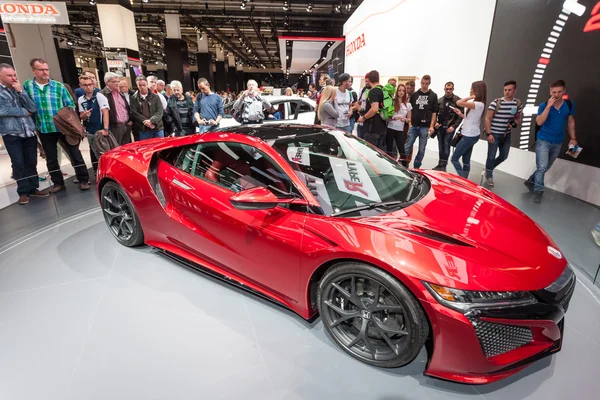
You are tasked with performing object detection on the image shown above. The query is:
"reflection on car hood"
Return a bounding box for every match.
[353,170,567,291]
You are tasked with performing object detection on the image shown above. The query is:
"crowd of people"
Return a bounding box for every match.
[0,58,597,245]
[314,70,579,206]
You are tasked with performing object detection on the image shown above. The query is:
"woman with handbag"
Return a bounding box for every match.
[450,81,487,179]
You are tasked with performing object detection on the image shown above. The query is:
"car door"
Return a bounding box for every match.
[158,140,306,302]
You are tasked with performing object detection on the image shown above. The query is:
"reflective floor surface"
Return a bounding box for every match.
[1,165,600,399]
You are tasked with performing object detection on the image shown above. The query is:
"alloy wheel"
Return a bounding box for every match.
[102,187,135,242]
[321,273,411,362]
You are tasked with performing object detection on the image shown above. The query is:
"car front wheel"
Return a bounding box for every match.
[317,262,429,368]
[101,181,144,247]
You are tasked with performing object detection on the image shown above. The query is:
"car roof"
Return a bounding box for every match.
[214,124,335,140]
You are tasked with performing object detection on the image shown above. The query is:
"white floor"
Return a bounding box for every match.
[0,210,599,400]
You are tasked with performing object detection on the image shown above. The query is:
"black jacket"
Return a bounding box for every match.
[130,91,164,132]
[100,87,131,128]
[165,95,195,135]
[436,94,463,129]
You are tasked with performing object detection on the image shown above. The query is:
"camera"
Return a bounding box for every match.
[508,120,518,128]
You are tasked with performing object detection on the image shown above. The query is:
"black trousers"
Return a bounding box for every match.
[38,132,89,186]
[386,127,406,160]
[3,134,39,196]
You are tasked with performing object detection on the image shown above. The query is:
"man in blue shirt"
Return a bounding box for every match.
[193,78,223,133]
[74,71,99,100]
[525,80,578,203]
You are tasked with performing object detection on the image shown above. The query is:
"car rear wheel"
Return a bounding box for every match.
[317,262,429,368]
[101,181,144,247]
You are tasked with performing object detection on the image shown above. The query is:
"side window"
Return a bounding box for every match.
[298,101,314,113]
[287,101,299,119]
[176,142,299,197]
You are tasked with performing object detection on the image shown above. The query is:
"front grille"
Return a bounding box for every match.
[472,320,533,358]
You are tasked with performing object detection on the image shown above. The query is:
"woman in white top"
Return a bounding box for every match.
[450,80,487,179]
[386,83,412,164]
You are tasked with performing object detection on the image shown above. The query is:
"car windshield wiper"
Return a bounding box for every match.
[404,172,424,202]
[331,200,411,217]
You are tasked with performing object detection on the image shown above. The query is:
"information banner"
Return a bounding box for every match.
[0,2,70,25]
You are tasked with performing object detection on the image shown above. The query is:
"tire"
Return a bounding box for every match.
[317,262,429,368]
[100,181,144,247]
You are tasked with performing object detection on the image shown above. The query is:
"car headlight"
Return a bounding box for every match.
[422,282,537,312]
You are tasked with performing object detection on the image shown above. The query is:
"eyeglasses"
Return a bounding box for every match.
[81,84,94,87]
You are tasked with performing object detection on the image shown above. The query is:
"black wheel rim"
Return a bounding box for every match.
[102,187,135,242]
[321,273,412,362]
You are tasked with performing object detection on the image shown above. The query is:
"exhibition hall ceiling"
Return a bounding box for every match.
[57,0,362,68]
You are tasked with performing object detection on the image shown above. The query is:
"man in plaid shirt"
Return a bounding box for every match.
[24,58,90,192]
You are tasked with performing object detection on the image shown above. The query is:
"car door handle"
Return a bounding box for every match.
[172,178,192,190]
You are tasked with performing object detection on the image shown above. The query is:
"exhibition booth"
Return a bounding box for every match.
[344,0,600,207]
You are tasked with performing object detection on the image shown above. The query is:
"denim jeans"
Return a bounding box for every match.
[198,125,218,134]
[139,130,165,140]
[451,135,479,179]
[364,131,386,150]
[405,126,429,168]
[527,139,562,193]
[357,124,365,139]
[349,117,356,134]
[337,125,352,133]
[437,127,453,168]
[3,134,39,196]
[485,133,511,178]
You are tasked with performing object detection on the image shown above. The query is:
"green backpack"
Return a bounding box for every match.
[368,84,395,120]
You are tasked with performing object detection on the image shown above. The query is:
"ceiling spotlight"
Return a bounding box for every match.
[67,40,74,46]
[306,3,313,12]
[334,4,341,13]
[286,55,289,60]
[346,3,352,10]
[283,1,289,11]
[89,0,97,5]
[240,0,247,10]
[142,0,149,3]
[141,36,145,40]
[92,28,99,36]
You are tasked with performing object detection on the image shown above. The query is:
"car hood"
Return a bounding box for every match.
[352,170,567,291]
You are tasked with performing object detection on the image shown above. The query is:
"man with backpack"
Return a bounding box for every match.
[483,80,523,186]
[357,70,394,150]
[406,75,439,169]
[525,80,577,203]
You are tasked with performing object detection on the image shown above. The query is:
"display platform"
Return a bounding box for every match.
[0,152,599,400]
[0,210,599,400]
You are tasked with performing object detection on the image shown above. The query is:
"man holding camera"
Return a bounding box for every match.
[233,79,273,125]
[484,80,523,187]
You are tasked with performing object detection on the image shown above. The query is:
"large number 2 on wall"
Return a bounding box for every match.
[583,2,600,32]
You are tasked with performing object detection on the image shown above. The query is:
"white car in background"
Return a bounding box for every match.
[218,96,316,128]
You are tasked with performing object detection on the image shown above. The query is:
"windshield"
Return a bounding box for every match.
[269,129,416,216]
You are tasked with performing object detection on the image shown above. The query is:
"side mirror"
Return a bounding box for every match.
[229,187,307,210]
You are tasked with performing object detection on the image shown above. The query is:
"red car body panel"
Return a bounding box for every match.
[97,132,570,385]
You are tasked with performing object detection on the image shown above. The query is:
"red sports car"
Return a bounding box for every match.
[97,124,574,384]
